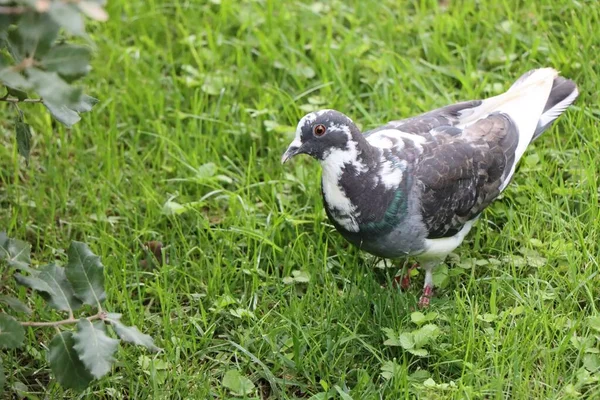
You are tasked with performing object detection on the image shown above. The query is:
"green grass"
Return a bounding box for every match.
[1,0,599,398]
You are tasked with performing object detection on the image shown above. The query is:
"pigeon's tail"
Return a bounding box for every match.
[507,69,579,142]
[458,68,577,192]
[478,68,555,165]
[531,75,579,140]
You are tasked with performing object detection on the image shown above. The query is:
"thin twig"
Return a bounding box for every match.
[20,311,107,327]
[11,102,24,120]
[0,6,28,15]
[0,98,43,103]
[0,0,76,15]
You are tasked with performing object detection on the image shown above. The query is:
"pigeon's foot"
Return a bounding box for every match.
[418,285,433,308]
[417,261,436,308]
[393,263,419,291]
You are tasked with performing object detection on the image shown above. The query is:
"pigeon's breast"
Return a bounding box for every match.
[319,142,429,257]
[322,181,428,258]
[325,212,428,258]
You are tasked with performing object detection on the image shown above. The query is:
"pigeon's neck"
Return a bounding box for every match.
[319,136,379,232]
[320,134,377,170]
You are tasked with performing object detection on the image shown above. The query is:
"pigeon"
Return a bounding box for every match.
[281,68,578,307]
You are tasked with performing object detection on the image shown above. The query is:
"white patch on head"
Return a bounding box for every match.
[294,110,354,143]
[298,112,317,129]
[316,109,334,117]
[292,110,323,145]
[327,123,352,136]
[290,123,305,145]
[319,127,365,232]
[294,110,322,140]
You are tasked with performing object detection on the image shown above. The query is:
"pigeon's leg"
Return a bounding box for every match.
[392,262,419,290]
[418,261,436,308]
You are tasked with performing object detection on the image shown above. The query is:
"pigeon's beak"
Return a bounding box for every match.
[281,140,303,164]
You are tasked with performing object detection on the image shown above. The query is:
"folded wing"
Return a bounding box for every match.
[414,114,517,238]
[364,68,577,239]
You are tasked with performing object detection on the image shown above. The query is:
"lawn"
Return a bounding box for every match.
[1,0,599,398]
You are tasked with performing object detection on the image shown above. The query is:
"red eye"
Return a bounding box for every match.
[314,124,327,136]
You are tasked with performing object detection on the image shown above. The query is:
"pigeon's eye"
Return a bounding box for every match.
[314,124,327,137]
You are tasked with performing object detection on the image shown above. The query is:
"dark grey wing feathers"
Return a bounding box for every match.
[414,113,518,239]
[365,100,483,138]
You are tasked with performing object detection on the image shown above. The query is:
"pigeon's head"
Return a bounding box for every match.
[281,109,360,164]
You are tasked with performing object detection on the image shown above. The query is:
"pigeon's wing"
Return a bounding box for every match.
[369,68,576,144]
[362,102,487,163]
[379,100,484,138]
[364,68,576,239]
[412,113,519,239]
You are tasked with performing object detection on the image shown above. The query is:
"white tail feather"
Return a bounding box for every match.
[457,68,558,134]
[456,68,559,190]
[534,85,579,138]
[489,68,557,163]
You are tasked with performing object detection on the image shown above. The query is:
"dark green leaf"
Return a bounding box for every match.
[73,319,118,379]
[41,45,91,78]
[15,121,32,160]
[107,318,160,352]
[0,232,31,270]
[28,68,82,105]
[43,101,81,127]
[0,15,19,33]
[48,3,86,36]
[48,331,94,391]
[0,53,7,69]
[65,242,105,306]
[222,370,255,396]
[43,94,98,128]
[0,53,30,90]
[0,314,24,349]
[6,86,28,101]
[5,29,25,62]
[0,69,30,91]
[36,264,82,312]
[16,12,59,58]
[72,94,99,113]
[15,272,55,297]
[26,68,82,108]
[0,296,31,315]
